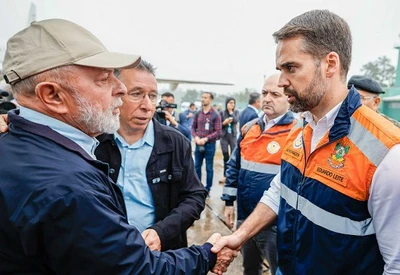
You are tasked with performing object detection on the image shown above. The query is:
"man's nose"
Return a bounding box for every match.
[113,77,127,96]
[278,74,289,88]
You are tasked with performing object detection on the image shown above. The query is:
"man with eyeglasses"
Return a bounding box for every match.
[95,60,208,252]
[0,19,235,274]
[348,75,400,127]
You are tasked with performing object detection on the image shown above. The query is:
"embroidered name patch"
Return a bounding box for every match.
[315,165,347,187]
[284,147,302,161]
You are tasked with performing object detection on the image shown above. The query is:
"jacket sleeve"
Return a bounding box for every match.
[150,138,207,250]
[221,135,243,206]
[21,172,214,274]
[176,123,191,140]
[232,110,240,124]
[179,112,187,124]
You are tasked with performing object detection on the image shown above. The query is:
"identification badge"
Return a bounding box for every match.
[205,122,210,130]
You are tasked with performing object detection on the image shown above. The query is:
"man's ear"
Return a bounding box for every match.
[35,82,69,114]
[324,52,340,78]
[374,97,381,109]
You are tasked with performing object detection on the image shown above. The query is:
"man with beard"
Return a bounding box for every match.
[212,10,400,274]
[95,60,207,252]
[221,73,296,275]
[0,19,236,274]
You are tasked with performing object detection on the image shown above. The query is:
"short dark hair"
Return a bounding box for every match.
[114,59,157,77]
[189,103,196,107]
[203,92,214,100]
[161,92,174,98]
[273,10,352,79]
[249,92,260,104]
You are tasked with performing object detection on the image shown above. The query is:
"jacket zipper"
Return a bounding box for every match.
[292,130,343,271]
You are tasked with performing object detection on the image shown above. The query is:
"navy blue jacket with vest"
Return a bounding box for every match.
[277,88,400,274]
[0,111,215,274]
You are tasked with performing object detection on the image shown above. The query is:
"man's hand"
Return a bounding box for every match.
[211,234,243,254]
[163,111,178,127]
[194,136,207,145]
[206,233,238,275]
[0,114,9,133]
[141,229,162,251]
[224,206,235,229]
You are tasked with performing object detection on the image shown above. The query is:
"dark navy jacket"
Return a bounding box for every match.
[239,106,258,129]
[0,111,215,274]
[95,119,207,251]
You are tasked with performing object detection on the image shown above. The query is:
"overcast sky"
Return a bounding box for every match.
[1,0,399,94]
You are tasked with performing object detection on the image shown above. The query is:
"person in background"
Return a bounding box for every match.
[239,92,260,129]
[179,102,197,132]
[218,96,239,184]
[221,73,296,275]
[212,9,400,274]
[0,18,235,274]
[95,60,207,252]
[191,92,222,195]
[158,91,191,139]
[348,75,400,127]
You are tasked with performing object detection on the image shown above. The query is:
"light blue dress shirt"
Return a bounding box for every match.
[18,106,99,158]
[114,120,155,232]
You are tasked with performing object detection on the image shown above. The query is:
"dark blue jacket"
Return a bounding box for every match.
[95,119,207,251]
[0,111,215,274]
[239,106,258,129]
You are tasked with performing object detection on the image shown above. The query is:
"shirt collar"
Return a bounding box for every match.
[114,120,155,148]
[263,113,285,125]
[18,106,99,159]
[303,101,343,130]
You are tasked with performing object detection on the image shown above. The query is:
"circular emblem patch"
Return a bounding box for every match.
[267,141,280,154]
[293,131,303,149]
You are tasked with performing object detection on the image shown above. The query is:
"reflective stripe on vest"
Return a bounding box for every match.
[241,157,280,174]
[281,184,375,236]
[348,117,390,166]
[222,186,237,196]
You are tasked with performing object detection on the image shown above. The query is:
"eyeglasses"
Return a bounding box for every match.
[128,91,158,103]
[360,95,378,101]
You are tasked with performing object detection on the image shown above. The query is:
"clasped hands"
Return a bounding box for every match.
[207,233,240,274]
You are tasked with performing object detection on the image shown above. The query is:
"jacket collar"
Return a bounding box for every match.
[8,109,96,162]
[258,111,295,132]
[328,87,362,142]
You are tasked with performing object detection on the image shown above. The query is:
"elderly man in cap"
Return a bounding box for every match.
[0,19,236,274]
[348,75,400,127]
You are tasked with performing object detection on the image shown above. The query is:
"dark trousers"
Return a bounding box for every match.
[220,134,237,175]
[237,220,278,275]
[194,142,216,192]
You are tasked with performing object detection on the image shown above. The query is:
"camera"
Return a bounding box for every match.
[154,99,177,125]
[0,91,17,115]
[198,145,205,153]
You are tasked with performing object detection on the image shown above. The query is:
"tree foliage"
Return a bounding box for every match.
[360,56,396,88]
[180,89,201,103]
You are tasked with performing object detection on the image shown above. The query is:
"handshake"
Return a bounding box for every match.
[206,233,242,274]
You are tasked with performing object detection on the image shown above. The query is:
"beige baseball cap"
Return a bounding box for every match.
[2,19,141,85]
